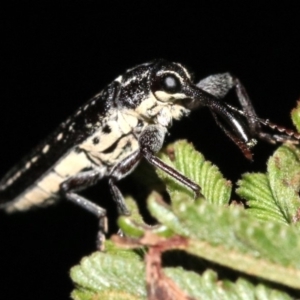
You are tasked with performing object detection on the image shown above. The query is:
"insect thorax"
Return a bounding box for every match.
[80,88,190,168]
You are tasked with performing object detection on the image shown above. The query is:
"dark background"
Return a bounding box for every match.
[1,2,300,299]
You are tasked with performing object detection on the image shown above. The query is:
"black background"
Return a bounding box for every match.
[1,2,300,299]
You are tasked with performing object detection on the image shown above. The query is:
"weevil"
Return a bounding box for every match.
[0,60,298,248]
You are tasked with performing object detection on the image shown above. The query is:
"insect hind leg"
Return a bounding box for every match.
[60,169,107,250]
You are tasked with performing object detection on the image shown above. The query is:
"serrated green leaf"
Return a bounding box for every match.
[71,288,142,300]
[236,173,288,224]
[267,144,300,223]
[70,248,146,300]
[147,196,300,289]
[71,289,96,300]
[291,101,300,133]
[237,145,300,224]
[165,268,294,300]
[71,249,295,300]
[157,140,232,205]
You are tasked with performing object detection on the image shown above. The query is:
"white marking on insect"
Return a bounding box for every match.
[54,150,92,178]
[31,156,38,163]
[65,118,71,124]
[5,171,22,186]
[42,145,50,154]
[81,125,117,153]
[6,198,32,212]
[5,179,12,186]
[122,70,150,87]
[117,111,138,134]
[38,172,64,194]
[175,62,192,79]
[156,70,186,84]
[88,134,138,166]
[7,187,52,212]
[56,133,63,141]
[115,75,122,83]
[154,91,188,102]
[134,93,158,117]
[171,104,190,120]
[157,107,173,127]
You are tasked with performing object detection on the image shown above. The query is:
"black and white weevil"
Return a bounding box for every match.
[0,60,298,248]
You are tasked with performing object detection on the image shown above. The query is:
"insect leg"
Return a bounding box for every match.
[197,73,236,99]
[60,169,107,249]
[234,77,300,143]
[196,74,256,159]
[108,150,142,215]
[230,76,298,143]
[198,73,260,132]
[197,73,296,144]
[139,125,200,197]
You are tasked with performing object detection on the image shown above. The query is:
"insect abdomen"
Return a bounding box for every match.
[0,81,122,210]
[1,149,95,212]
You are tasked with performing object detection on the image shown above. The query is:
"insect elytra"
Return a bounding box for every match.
[0,59,298,247]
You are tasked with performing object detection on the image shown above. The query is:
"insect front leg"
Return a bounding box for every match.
[197,73,295,144]
[60,169,107,250]
[139,125,201,197]
[197,73,259,134]
[231,77,299,144]
[197,73,236,100]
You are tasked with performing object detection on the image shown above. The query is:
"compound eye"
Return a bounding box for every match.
[161,74,181,93]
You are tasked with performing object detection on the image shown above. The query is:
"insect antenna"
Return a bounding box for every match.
[258,118,300,142]
[224,103,300,144]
